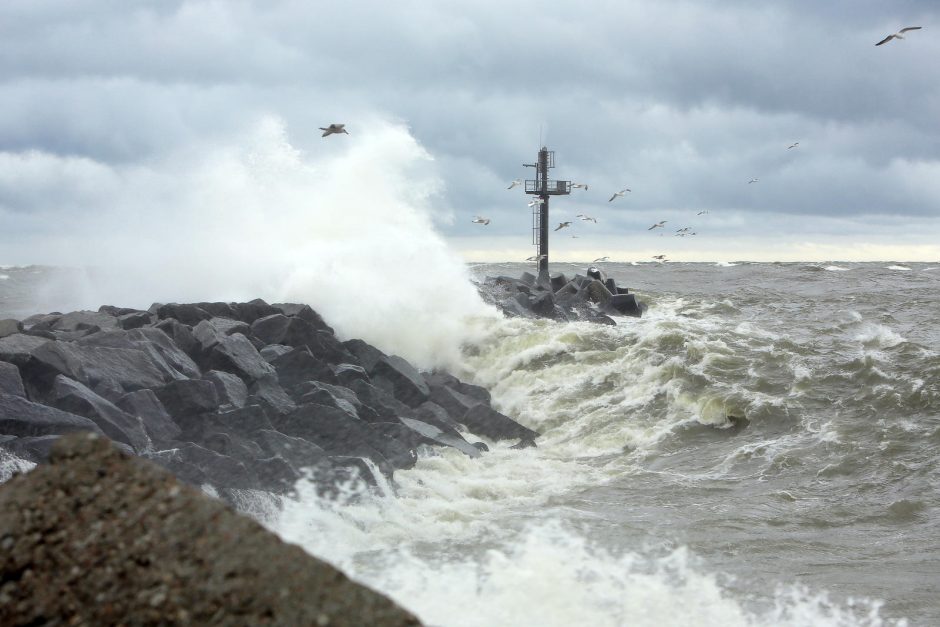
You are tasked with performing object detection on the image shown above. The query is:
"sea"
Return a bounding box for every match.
[2,261,938,626]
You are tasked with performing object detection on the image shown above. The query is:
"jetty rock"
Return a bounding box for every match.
[1,299,539,500]
[0,432,421,626]
[477,266,647,324]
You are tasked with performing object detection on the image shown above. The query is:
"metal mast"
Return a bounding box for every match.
[524,147,571,275]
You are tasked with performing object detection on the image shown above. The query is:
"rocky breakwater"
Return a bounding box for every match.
[477,266,647,325]
[0,299,539,500]
[0,432,421,625]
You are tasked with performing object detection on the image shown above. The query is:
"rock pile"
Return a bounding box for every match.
[477,266,647,324]
[0,299,539,499]
[0,432,421,626]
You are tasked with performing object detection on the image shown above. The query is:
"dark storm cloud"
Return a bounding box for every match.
[0,0,937,249]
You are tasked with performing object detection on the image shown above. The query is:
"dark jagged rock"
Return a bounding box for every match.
[1,299,540,500]
[25,340,173,401]
[272,302,334,333]
[0,393,105,439]
[153,318,198,358]
[0,362,25,397]
[399,416,482,458]
[116,389,182,444]
[343,338,387,372]
[146,441,257,490]
[270,346,337,389]
[204,332,276,384]
[460,403,540,442]
[203,369,248,408]
[247,376,297,416]
[156,302,212,325]
[118,310,152,329]
[371,355,431,408]
[478,265,646,324]
[51,375,150,451]
[0,333,51,367]
[334,362,370,386]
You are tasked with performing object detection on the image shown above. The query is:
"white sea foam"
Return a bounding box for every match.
[715,261,738,267]
[854,323,905,349]
[0,274,8,280]
[824,265,849,272]
[10,116,492,369]
[0,449,35,484]
[886,265,911,271]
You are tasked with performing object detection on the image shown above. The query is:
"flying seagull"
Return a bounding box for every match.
[528,198,545,207]
[508,179,522,190]
[697,210,709,215]
[787,142,800,149]
[648,220,667,230]
[592,256,609,263]
[748,178,759,184]
[571,183,589,190]
[876,27,922,46]
[652,254,667,261]
[554,222,572,231]
[577,214,597,223]
[320,123,348,137]
[471,216,490,225]
[526,254,547,262]
[609,188,631,202]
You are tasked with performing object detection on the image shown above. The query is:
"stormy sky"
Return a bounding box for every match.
[1,0,938,263]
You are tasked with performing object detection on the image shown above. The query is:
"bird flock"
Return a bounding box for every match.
[319,24,924,267]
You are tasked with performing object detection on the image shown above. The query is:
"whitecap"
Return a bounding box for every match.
[886,265,911,271]
[0,274,9,280]
[824,265,849,272]
[715,261,738,267]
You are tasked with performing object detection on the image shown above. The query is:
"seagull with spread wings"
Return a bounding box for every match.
[554,222,572,231]
[507,179,522,190]
[609,188,631,202]
[577,214,597,223]
[471,216,490,225]
[876,27,922,46]
[648,220,667,230]
[319,123,349,137]
[592,256,610,263]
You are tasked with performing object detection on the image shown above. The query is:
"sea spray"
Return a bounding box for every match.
[12,116,494,369]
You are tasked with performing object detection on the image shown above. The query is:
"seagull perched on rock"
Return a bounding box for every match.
[571,183,589,190]
[526,254,547,262]
[592,256,609,263]
[648,220,667,230]
[471,216,490,225]
[787,142,799,150]
[609,188,631,202]
[554,222,572,231]
[577,214,597,223]
[508,179,523,190]
[319,123,348,137]
[876,27,922,46]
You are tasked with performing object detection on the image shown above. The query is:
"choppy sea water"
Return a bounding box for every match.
[2,261,938,626]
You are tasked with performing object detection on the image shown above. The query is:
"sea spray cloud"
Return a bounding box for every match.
[5,115,494,369]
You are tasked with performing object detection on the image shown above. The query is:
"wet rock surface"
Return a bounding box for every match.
[477,266,647,324]
[0,432,421,626]
[1,299,538,498]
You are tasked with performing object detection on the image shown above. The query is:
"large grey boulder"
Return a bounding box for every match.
[342,338,387,372]
[203,370,248,408]
[26,341,172,401]
[0,319,22,339]
[272,303,334,332]
[50,375,150,452]
[153,318,198,358]
[399,416,481,458]
[156,303,212,325]
[51,310,119,333]
[0,362,26,397]
[371,355,430,408]
[152,379,221,433]
[0,393,105,439]
[247,377,297,417]
[78,328,200,381]
[459,403,540,442]
[0,333,50,367]
[116,389,182,444]
[270,346,336,390]
[202,333,275,384]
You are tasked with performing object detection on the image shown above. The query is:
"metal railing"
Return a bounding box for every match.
[524,179,571,195]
